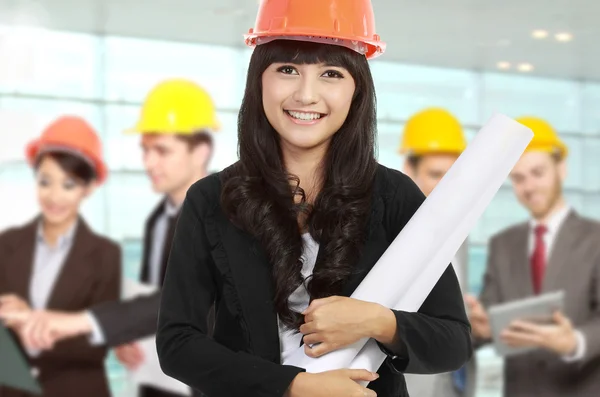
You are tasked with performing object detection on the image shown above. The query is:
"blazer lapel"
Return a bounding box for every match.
[140,199,166,283]
[543,211,580,293]
[46,219,96,310]
[509,224,534,298]
[212,212,281,363]
[341,196,386,297]
[4,219,37,302]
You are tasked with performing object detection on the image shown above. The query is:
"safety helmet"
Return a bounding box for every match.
[26,115,108,184]
[399,108,467,156]
[127,79,220,134]
[515,117,568,159]
[245,0,386,59]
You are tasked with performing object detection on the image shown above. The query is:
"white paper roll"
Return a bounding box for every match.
[283,113,533,375]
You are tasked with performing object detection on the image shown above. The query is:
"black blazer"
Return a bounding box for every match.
[157,164,472,397]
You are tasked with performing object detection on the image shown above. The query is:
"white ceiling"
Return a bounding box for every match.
[0,0,598,81]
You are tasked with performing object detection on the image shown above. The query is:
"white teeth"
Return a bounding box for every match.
[287,110,322,121]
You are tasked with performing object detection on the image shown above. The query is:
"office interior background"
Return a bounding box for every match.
[0,0,599,396]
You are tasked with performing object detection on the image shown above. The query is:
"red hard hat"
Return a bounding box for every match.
[245,0,386,59]
[26,116,108,184]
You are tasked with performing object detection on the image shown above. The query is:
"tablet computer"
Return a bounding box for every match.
[0,322,42,394]
[488,290,565,357]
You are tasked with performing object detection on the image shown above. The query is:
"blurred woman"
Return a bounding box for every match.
[156,2,471,397]
[0,116,121,397]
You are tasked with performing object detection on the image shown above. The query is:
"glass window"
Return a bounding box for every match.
[376,121,403,170]
[581,83,600,136]
[103,172,162,241]
[370,61,480,124]
[103,104,144,171]
[0,26,100,99]
[562,136,583,189]
[0,97,103,164]
[481,73,580,132]
[582,137,600,192]
[210,111,239,172]
[103,36,243,109]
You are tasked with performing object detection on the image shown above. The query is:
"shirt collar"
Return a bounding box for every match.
[164,199,182,217]
[530,205,571,235]
[37,219,78,248]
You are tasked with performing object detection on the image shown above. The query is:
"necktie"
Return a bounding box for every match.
[531,225,548,294]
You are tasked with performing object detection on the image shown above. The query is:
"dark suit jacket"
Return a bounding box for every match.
[0,218,121,397]
[89,200,175,348]
[91,292,163,347]
[157,164,473,397]
[90,198,214,351]
[477,211,600,397]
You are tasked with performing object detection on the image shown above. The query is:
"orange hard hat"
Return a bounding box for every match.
[26,116,108,184]
[245,0,386,59]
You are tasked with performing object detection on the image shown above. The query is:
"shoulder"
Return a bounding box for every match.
[186,166,226,219]
[374,163,425,207]
[80,222,122,260]
[489,222,527,248]
[0,220,36,248]
[571,211,600,236]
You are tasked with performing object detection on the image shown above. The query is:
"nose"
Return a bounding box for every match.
[292,75,319,106]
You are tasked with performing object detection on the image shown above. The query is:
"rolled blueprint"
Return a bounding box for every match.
[283,113,533,374]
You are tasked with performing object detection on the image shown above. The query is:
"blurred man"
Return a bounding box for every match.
[399,108,476,397]
[1,79,218,397]
[466,117,600,397]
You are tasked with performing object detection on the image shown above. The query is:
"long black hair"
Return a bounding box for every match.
[221,40,378,329]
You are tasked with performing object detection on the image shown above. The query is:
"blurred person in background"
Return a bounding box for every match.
[399,108,476,397]
[94,78,217,397]
[155,1,471,397]
[0,116,121,397]
[466,117,600,397]
[0,80,218,397]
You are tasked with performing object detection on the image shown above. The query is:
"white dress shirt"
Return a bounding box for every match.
[278,233,320,363]
[528,205,586,362]
[28,221,78,356]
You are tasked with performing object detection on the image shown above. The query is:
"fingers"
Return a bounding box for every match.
[302,296,343,315]
[359,389,377,397]
[553,311,571,327]
[304,341,334,358]
[115,343,145,369]
[345,369,379,382]
[299,321,318,335]
[500,329,543,347]
[302,332,323,346]
[509,320,545,334]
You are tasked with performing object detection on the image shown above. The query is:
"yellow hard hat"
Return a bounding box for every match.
[516,116,568,159]
[126,79,220,134]
[399,108,466,156]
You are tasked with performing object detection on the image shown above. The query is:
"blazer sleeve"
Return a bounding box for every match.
[42,242,122,363]
[89,292,162,347]
[378,173,473,375]
[156,187,304,397]
[472,234,503,349]
[576,250,600,368]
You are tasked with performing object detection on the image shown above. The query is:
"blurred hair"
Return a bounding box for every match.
[175,131,213,150]
[406,155,422,170]
[35,151,96,184]
[221,39,378,329]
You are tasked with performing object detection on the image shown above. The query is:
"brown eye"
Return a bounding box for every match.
[322,70,343,78]
[277,66,298,75]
